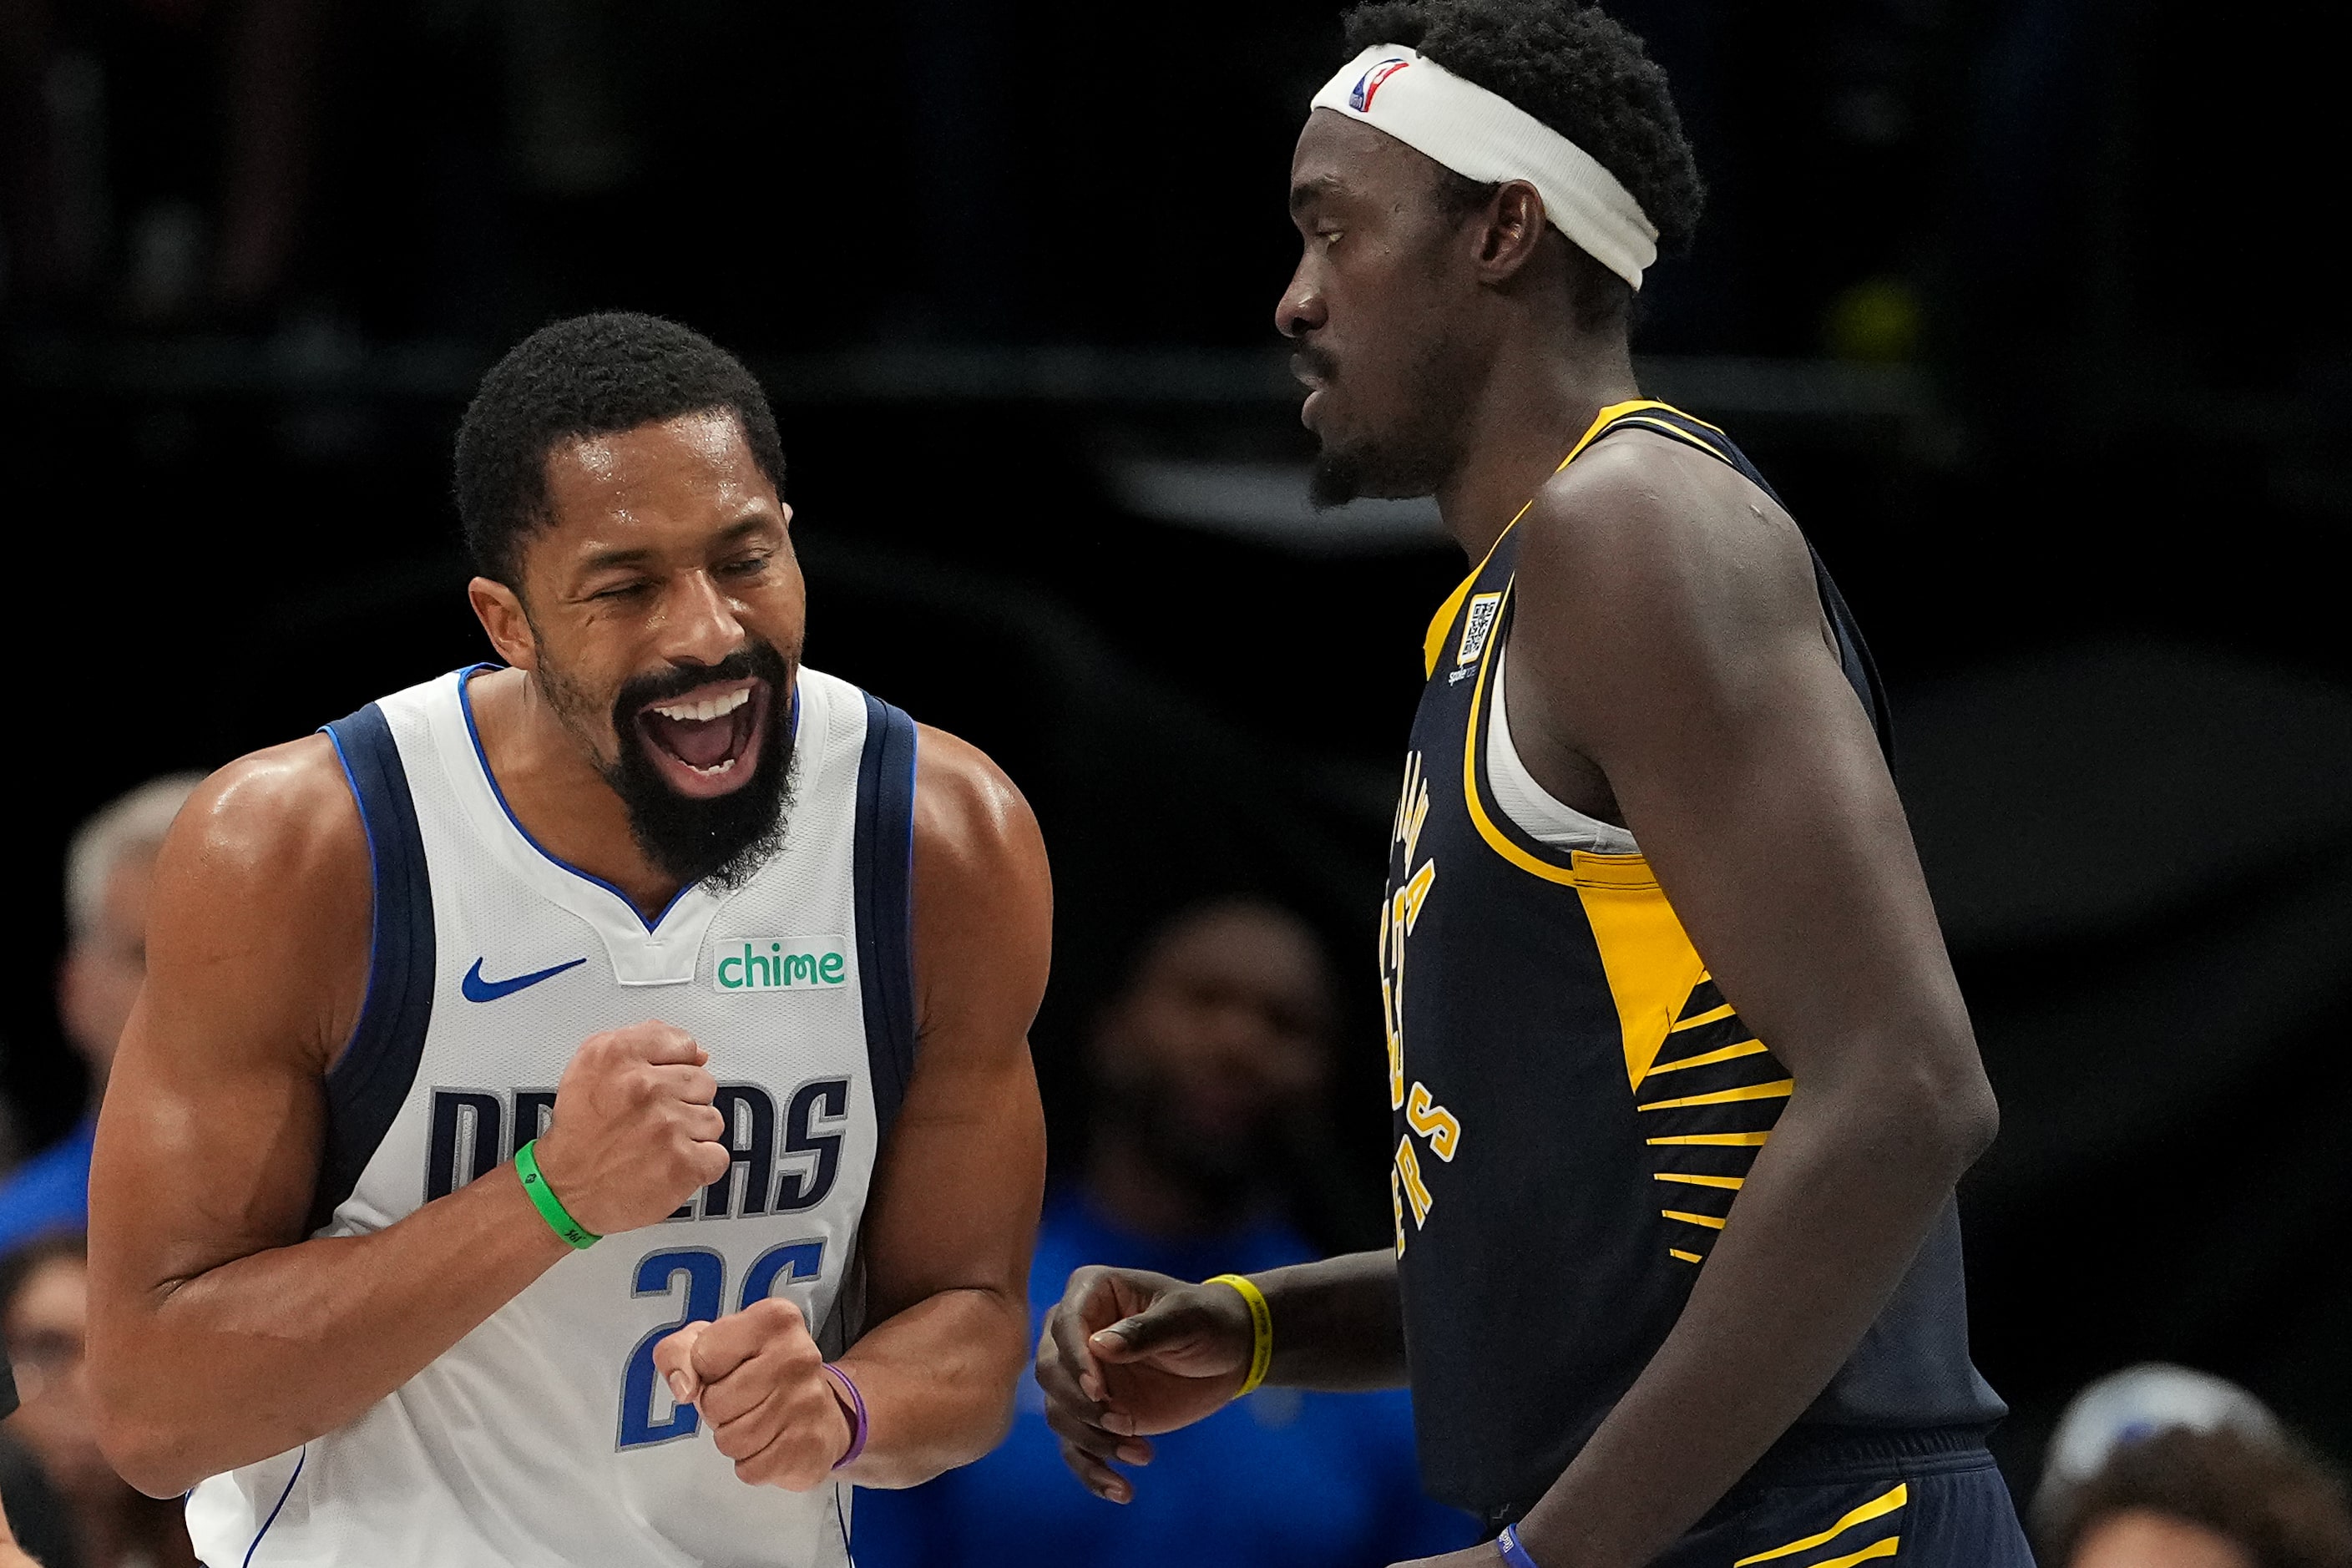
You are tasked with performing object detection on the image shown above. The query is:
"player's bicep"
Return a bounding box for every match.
[858,728,1049,1319]
[95,998,327,1288]
[89,743,369,1300]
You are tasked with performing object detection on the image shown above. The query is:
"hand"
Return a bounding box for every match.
[652,1297,852,1490]
[1034,1266,1256,1503]
[531,1021,731,1236]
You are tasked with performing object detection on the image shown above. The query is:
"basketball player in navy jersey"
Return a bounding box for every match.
[83,314,1050,1566]
[1038,6,2034,1566]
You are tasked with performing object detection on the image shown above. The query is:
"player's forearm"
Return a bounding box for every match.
[1516,1069,1995,1568]
[94,1163,569,1497]
[1255,1248,1409,1391]
[834,1282,1030,1489]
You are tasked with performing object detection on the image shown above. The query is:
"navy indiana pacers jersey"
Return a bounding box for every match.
[1381,401,2006,1520]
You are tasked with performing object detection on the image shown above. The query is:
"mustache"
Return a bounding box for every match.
[615,646,780,719]
[1292,343,1338,384]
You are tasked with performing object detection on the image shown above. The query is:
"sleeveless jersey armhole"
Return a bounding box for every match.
[852,695,919,1144]
[311,703,438,1234]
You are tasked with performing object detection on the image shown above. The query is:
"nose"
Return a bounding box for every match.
[658,568,747,667]
[1276,261,1326,341]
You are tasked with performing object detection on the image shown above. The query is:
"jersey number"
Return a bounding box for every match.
[616,1239,827,1449]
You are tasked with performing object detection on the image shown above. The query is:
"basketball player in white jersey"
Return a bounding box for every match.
[82,312,1051,1567]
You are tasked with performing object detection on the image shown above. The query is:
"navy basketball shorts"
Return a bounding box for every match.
[1654,1428,2034,1568]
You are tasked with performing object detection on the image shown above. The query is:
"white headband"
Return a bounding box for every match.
[1309,44,1658,288]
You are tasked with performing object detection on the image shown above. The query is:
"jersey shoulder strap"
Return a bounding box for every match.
[850,691,919,1141]
[311,700,438,1232]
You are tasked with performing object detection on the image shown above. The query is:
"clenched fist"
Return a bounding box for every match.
[653,1297,856,1490]
[529,1021,731,1236]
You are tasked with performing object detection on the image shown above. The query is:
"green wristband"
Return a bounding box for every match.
[514,1138,599,1249]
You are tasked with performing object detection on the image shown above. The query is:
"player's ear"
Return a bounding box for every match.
[468,577,540,672]
[1476,180,1548,284]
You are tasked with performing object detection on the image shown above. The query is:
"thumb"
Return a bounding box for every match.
[1088,1297,1204,1363]
[653,1321,708,1405]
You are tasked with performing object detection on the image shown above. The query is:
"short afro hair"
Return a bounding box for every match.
[454,312,786,587]
[2041,1425,2352,1568]
[1340,1,1704,323]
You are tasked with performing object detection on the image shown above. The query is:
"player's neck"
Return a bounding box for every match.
[468,667,685,920]
[1435,328,1640,563]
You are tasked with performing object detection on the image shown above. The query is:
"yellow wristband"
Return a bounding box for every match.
[1206,1273,1273,1399]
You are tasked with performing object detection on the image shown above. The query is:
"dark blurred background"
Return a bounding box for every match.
[3,0,2348,1510]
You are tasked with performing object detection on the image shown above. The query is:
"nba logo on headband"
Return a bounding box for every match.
[1349,57,1410,112]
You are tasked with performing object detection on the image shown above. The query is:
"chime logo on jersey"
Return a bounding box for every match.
[715,935,851,992]
[1351,57,1410,111]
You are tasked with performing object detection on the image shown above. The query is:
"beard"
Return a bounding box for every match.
[539,640,797,891]
[1302,331,1481,509]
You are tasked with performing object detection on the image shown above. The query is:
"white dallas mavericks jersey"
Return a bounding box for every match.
[186,664,919,1568]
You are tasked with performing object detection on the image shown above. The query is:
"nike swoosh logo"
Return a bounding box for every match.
[462,956,589,1003]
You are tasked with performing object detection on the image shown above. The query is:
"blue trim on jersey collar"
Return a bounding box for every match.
[455,663,801,934]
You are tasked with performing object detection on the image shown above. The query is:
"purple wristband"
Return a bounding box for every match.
[1496,1524,1543,1568]
[822,1363,869,1469]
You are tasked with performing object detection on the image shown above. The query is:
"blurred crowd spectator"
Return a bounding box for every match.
[2033,1365,2352,1568]
[2,776,201,1568]
[3,1238,195,1566]
[0,776,198,1260]
[854,898,1472,1568]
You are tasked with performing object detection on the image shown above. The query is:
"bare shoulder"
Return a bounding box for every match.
[1516,427,1820,629]
[910,723,1047,885]
[907,723,1050,1026]
[144,733,372,1070]
[165,734,370,903]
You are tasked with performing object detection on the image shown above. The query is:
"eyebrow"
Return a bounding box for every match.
[579,544,655,573]
[1289,175,1347,215]
[576,513,777,574]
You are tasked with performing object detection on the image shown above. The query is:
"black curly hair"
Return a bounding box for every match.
[454,312,786,588]
[1340,1,1703,326]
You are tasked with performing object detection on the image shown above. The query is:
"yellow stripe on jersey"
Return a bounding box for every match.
[1447,588,1706,1090]
[1636,1079,1795,1113]
[1808,1540,1899,1568]
[1641,1039,1769,1080]
[1732,1483,1909,1566]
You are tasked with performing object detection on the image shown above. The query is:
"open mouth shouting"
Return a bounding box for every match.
[633,676,771,799]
